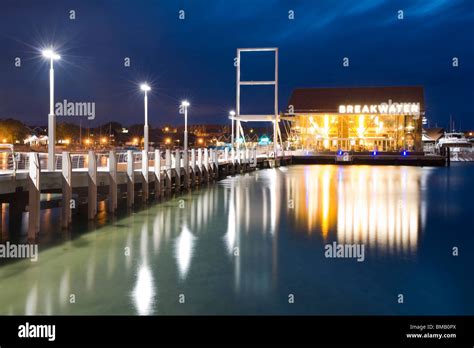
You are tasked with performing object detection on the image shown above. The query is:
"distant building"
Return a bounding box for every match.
[285,86,425,152]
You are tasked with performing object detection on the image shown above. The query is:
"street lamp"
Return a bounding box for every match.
[140,83,151,152]
[42,48,61,171]
[181,100,190,152]
[229,110,236,148]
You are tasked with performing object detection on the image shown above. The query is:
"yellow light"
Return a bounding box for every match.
[165,127,169,132]
[2,138,6,143]
[358,115,365,138]
[469,132,472,136]
[85,139,90,145]
[324,115,329,133]
[165,138,171,144]
[101,137,107,144]
[133,137,139,144]
[65,139,70,145]
[250,129,254,133]
[198,138,204,144]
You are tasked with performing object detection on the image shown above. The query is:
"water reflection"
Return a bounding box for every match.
[132,263,155,315]
[174,225,195,280]
[0,165,439,315]
[288,166,425,255]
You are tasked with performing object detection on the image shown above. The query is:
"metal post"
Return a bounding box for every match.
[203,148,209,183]
[61,152,72,227]
[28,152,41,240]
[144,91,149,153]
[154,149,161,198]
[141,150,149,203]
[197,148,203,184]
[108,150,117,212]
[274,48,279,159]
[184,105,188,154]
[47,59,55,171]
[88,150,97,219]
[127,150,134,208]
[165,149,172,194]
[190,148,196,187]
[174,149,181,191]
[231,118,234,148]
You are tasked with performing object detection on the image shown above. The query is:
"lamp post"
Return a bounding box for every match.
[229,110,236,148]
[42,49,61,171]
[140,83,151,153]
[181,101,190,153]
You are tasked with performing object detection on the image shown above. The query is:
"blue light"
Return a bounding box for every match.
[372,150,377,156]
[401,150,408,156]
[337,149,343,156]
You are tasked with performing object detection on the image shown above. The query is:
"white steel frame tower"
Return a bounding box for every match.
[233,47,281,158]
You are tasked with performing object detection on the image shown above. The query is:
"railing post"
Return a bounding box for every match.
[174,149,181,191]
[127,150,134,208]
[208,149,214,180]
[203,148,209,183]
[183,149,190,190]
[154,149,161,199]
[108,150,117,213]
[212,149,218,179]
[141,150,149,203]
[88,150,97,219]
[224,147,229,162]
[230,148,235,174]
[61,152,72,228]
[197,148,203,184]
[28,152,40,241]
[165,149,172,194]
[190,149,196,188]
[236,147,241,173]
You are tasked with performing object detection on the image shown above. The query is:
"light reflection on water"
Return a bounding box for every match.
[0,164,472,315]
[288,166,422,255]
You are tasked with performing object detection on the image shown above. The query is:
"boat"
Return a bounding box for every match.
[436,132,472,148]
[436,132,474,162]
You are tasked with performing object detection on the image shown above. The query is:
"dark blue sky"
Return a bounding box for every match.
[0,0,473,128]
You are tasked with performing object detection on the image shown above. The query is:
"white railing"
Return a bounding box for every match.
[0,146,276,176]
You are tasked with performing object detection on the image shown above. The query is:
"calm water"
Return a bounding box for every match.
[0,164,473,315]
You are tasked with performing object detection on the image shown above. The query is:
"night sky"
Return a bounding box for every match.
[0,0,473,128]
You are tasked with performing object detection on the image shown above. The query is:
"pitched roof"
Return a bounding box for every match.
[287,86,425,113]
[423,127,445,141]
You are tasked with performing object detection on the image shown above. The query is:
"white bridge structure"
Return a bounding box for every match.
[0,148,292,242]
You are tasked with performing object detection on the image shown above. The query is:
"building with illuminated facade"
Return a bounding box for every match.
[285,86,424,152]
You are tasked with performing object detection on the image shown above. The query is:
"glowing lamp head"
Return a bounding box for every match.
[372,150,377,156]
[42,49,60,60]
[140,83,151,92]
[181,100,190,107]
[402,150,408,156]
[229,110,236,117]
